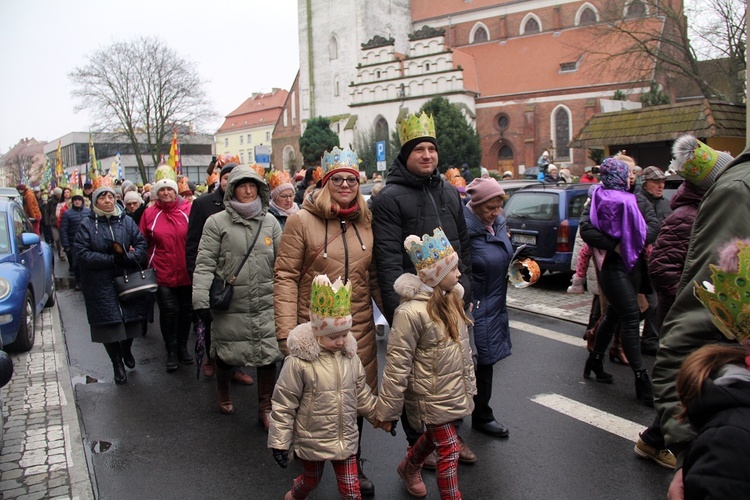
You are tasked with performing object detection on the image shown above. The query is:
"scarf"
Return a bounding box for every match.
[229,197,263,220]
[269,199,300,217]
[93,204,120,219]
[335,202,360,221]
[589,185,646,271]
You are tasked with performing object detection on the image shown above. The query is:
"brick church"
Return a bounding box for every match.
[272,0,676,176]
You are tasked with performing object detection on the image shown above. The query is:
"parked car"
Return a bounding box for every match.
[0,187,19,200]
[522,166,541,180]
[0,198,55,351]
[662,174,684,201]
[499,179,544,197]
[0,326,14,449]
[503,182,594,274]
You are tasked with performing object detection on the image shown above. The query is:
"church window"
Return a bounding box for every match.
[554,107,571,159]
[471,25,489,44]
[329,35,338,60]
[579,7,597,25]
[626,0,646,18]
[523,17,540,34]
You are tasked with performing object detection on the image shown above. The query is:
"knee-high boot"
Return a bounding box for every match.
[256,364,277,431]
[120,338,135,369]
[177,328,193,365]
[104,342,127,385]
[609,328,629,365]
[216,367,234,415]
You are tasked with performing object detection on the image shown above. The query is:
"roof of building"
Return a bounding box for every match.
[457,18,664,99]
[570,99,747,148]
[216,89,289,134]
[451,48,480,94]
[412,0,508,21]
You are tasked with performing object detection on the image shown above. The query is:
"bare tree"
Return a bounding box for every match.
[70,37,216,182]
[571,0,746,103]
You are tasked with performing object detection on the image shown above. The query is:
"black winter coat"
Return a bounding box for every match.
[648,183,705,306]
[60,206,90,249]
[185,188,225,277]
[372,156,472,324]
[683,377,750,500]
[44,194,61,226]
[74,210,149,327]
[636,189,672,226]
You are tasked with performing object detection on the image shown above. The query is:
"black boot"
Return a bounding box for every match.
[635,370,654,407]
[104,342,127,385]
[121,339,135,369]
[357,449,375,496]
[256,364,276,431]
[165,342,179,372]
[583,351,613,383]
[177,330,193,365]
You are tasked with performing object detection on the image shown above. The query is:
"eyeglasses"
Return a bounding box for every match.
[277,193,294,200]
[329,176,359,187]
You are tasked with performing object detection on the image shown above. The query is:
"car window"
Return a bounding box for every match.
[504,192,559,221]
[0,212,10,254]
[568,193,588,218]
[12,207,29,248]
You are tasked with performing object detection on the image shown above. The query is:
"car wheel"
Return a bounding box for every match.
[44,275,56,308]
[8,290,36,352]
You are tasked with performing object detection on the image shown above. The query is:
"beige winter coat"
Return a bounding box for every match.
[268,323,377,461]
[377,274,477,430]
[274,192,380,390]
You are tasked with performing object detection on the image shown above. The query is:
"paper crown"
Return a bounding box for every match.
[508,258,542,289]
[266,170,291,191]
[404,228,459,287]
[178,176,191,195]
[694,239,750,343]
[155,165,177,183]
[321,147,359,179]
[398,112,436,146]
[216,154,240,168]
[92,175,114,190]
[309,275,352,336]
[670,135,734,190]
[250,164,266,178]
[71,188,84,199]
[445,168,466,188]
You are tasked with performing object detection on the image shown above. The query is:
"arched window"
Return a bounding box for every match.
[498,145,513,160]
[522,15,541,34]
[579,7,597,25]
[374,117,389,143]
[626,0,646,18]
[471,23,489,44]
[329,35,338,60]
[334,77,340,97]
[554,107,571,160]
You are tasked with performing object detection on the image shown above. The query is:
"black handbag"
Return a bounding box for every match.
[114,260,158,301]
[209,222,263,311]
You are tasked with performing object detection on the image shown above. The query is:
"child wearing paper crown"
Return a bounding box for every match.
[377,228,477,499]
[268,275,384,500]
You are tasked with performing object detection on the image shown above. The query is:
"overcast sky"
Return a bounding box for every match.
[0,0,300,153]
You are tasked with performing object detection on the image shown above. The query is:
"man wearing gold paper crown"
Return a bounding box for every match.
[650,136,750,498]
[371,111,476,466]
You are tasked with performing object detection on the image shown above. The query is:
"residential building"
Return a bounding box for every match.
[0,138,47,187]
[271,72,303,173]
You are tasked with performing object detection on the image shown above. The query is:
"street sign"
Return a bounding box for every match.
[376,141,386,171]
[254,145,271,168]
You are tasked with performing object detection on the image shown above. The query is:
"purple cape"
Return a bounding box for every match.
[589,185,646,271]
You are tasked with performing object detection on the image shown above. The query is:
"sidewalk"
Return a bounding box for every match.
[507,279,593,326]
[0,304,94,500]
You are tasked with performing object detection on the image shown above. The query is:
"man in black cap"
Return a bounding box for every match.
[185,160,253,385]
[83,181,94,203]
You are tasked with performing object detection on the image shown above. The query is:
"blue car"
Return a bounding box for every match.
[0,198,55,351]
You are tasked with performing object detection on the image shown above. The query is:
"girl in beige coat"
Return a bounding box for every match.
[268,275,379,500]
[377,228,477,500]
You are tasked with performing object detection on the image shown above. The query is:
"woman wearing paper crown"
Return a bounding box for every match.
[377,228,477,499]
[274,146,380,494]
[139,165,194,372]
[192,165,283,425]
[266,169,299,229]
[73,185,149,385]
[268,275,383,500]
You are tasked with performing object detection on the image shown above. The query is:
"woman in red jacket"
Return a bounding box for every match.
[139,166,193,372]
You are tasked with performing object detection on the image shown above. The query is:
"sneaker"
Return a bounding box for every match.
[634,438,676,469]
[567,283,585,294]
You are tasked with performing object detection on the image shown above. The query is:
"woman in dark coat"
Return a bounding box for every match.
[463,178,514,438]
[74,185,149,385]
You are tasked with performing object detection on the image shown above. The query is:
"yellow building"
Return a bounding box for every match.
[214,88,288,166]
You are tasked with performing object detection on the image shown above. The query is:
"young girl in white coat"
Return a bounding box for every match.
[377,228,477,500]
[268,275,382,500]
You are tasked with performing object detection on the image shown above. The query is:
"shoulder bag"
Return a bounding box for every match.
[114,258,158,301]
[209,221,263,311]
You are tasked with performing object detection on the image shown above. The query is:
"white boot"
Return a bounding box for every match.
[567,275,585,294]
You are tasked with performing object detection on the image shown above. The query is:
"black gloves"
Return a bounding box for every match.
[113,252,125,266]
[194,308,213,324]
[272,449,289,468]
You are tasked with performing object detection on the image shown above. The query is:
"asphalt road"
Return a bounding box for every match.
[57,284,673,499]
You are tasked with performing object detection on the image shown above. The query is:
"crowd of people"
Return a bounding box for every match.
[16,116,749,498]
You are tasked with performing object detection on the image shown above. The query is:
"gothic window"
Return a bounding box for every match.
[523,17,540,34]
[626,0,646,18]
[498,145,513,160]
[329,35,338,60]
[579,7,597,25]
[471,24,489,44]
[425,62,431,71]
[554,107,571,160]
[334,77,340,97]
[375,117,388,143]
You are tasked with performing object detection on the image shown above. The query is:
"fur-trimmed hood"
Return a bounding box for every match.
[393,272,464,301]
[287,322,358,361]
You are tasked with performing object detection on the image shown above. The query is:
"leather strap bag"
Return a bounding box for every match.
[114,260,158,301]
[209,221,263,311]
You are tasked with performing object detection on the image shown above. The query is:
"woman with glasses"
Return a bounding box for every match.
[266,170,299,230]
[274,147,380,496]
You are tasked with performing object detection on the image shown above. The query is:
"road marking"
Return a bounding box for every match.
[531,393,642,442]
[510,320,586,348]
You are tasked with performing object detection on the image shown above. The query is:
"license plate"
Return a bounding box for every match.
[512,234,536,245]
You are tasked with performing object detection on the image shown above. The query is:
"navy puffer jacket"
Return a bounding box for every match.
[648,182,705,304]
[464,205,513,365]
[60,205,90,248]
[74,210,149,326]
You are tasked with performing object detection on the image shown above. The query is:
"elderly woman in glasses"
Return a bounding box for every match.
[274,147,380,495]
[266,170,300,230]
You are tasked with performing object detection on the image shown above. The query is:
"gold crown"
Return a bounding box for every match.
[694,239,750,342]
[266,170,292,191]
[309,275,351,319]
[398,112,436,146]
